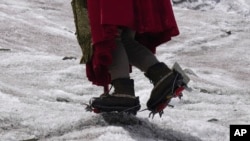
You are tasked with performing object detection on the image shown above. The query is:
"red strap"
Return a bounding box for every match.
[155,86,185,112]
[174,86,185,98]
[93,108,101,113]
[156,102,169,113]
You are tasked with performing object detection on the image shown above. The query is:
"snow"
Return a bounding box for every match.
[0,0,250,141]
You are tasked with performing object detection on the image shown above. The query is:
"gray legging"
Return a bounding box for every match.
[108,28,159,80]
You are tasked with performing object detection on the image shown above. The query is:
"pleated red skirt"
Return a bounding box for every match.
[86,0,179,87]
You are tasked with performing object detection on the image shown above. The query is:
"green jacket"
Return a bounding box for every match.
[71,0,92,64]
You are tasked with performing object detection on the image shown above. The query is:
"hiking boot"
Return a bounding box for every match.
[145,62,184,114]
[90,78,141,114]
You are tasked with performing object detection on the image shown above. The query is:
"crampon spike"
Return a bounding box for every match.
[148,86,186,118]
[148,102,169,118]
[149,112,156,118]
[83,103,93,112]
[82,102,100,113]
[159,111,164,117]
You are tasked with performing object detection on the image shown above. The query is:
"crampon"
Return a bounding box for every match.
[148,85,187,118]
[83,94,141,115]
[147,62,191,118]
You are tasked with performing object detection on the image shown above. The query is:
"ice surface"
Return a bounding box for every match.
[0,0,250,140]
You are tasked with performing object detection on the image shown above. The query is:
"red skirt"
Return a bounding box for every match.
[86,0,179,86]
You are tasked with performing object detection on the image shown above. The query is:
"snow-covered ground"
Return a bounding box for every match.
[0,0,249,141]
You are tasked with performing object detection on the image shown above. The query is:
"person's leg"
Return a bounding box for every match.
[120,28,183,115]
[90,29,140,114]
[108,34,130,81]
[108,29,136,97]
[120,28,160,72]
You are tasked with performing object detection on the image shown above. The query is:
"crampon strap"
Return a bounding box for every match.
[174,86,185,98]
